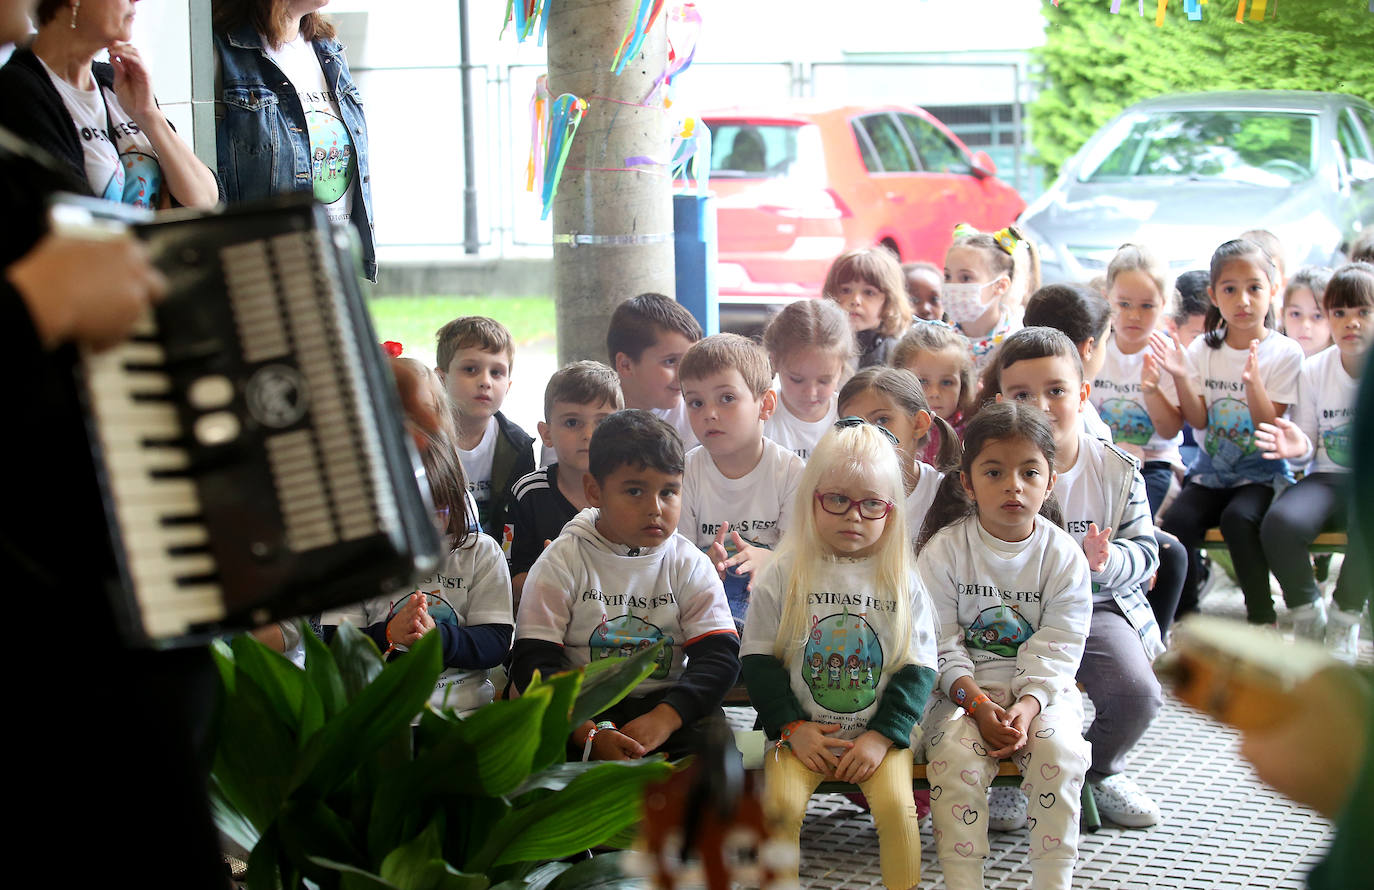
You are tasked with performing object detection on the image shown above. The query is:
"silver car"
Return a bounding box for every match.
[1020,91,1374,282]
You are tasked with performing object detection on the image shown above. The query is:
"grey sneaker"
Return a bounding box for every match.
[988,786,1027,831]
[1290,599,1328,641]
[1091,773,1160,828]
[1326,606,1362,664]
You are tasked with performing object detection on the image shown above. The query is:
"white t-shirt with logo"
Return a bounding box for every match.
[1048,434,1112,604]
[740,552,939,740]
[905,462,944,552]
[458,415,498,522]
[262,36,357,225]
[322,533,513,715]
[763,388,838,461]
[1186,331,1303,460]
[39,57,162,206]
[1291,345,1359,475]
[1092,340,1181,463]
[680,438,805,556]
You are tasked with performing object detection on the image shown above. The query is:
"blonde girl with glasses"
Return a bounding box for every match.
[740,421,939,890]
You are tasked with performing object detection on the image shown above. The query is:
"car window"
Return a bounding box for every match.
[709,124,799,179]
[1079,109,1317,187]
[852,121,881,172]
[1356,107,1374,153]
[1337,110,1371,171]
[898,113,972,175]
[857,114,917,173]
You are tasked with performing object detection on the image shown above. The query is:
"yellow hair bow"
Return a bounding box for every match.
[952,222,1018,256]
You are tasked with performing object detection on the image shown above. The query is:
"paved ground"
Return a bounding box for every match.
[720,564,1370,890]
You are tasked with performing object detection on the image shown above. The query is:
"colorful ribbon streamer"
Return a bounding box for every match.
[644,2,702,106]
[525,74,551,193]
[1156,0,1168,25]
[611,0,666,76]
[501,0,547,44]
[621,115,712,195]
[541,93,589,220]
[1185,0,1202,20]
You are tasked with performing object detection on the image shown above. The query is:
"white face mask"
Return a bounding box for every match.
[943,279,1004,326]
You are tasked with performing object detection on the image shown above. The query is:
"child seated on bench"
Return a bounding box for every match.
[741,420,938,890]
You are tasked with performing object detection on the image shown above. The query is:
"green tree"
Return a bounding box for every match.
[1031,0,1374,177]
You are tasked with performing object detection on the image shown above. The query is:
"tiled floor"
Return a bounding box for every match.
[730,560,1370,889]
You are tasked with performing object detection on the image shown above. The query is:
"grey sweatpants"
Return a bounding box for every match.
[1076,599,1162,781]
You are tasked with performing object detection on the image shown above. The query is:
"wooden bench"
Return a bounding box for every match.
[1200,529,1347,553]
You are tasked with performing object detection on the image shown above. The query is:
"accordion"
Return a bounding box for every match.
[62,194,443,647]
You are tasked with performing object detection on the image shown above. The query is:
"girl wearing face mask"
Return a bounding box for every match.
[943,223,1041,371]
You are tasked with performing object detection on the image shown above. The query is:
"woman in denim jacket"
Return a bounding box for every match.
[212,0,376,280]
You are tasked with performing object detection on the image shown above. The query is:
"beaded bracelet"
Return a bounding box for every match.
[582,720,617,761]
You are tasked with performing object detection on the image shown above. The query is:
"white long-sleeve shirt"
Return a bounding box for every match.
[917,514,1092,711]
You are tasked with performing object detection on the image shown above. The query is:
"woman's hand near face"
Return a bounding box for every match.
[108,42,158,127]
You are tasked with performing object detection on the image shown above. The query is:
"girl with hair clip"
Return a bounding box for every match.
[892,321,977,466]
[740,421,939,890]
[838,366,963,552]
[943,223,1041,370]
[320,362,514,715]
[762,297,856,460]
[983,327,1168,831]
[1157,239,1304,626]
[823,246,913,368]
[1257,261,1374,658]
[917,401,1091,890]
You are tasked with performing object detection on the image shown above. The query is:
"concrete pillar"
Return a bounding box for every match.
[547,0,674,365]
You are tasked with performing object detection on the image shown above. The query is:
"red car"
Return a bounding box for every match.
[702,102,1025,329]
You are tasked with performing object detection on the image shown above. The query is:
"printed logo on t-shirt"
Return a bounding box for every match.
[305,108,355,205]
[591,615,673,679]
[99,148,163,208]
[965,604,1034,658]
[1323,423,1353,467]
[804,611,882,714]
[1099,398,1153,447]
[386,590,458,631]
[1204,397,1257,458]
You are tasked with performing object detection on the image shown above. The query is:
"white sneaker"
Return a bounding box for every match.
[1289,599,1328,641]
[1090,773,1160,828]
[1326,606,1362,664]
[988,786,1027,831]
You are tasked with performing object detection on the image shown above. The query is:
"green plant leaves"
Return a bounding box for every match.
[214,623,668,889]
[568,641,664,729]
[380,816,491,890]
[469,760,673,870]
[293,628,442,797]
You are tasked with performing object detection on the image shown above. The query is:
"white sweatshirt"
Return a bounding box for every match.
[917,514,1092,711]
[741,552,939,739]
[516,508,737,695]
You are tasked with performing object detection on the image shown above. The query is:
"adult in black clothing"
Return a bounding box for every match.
[0,0,219,208]
[2,2,224,883]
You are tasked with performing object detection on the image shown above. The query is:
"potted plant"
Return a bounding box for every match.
[210,623,672,889]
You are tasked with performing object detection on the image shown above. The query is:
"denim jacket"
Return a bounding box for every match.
[213,25,375,280]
